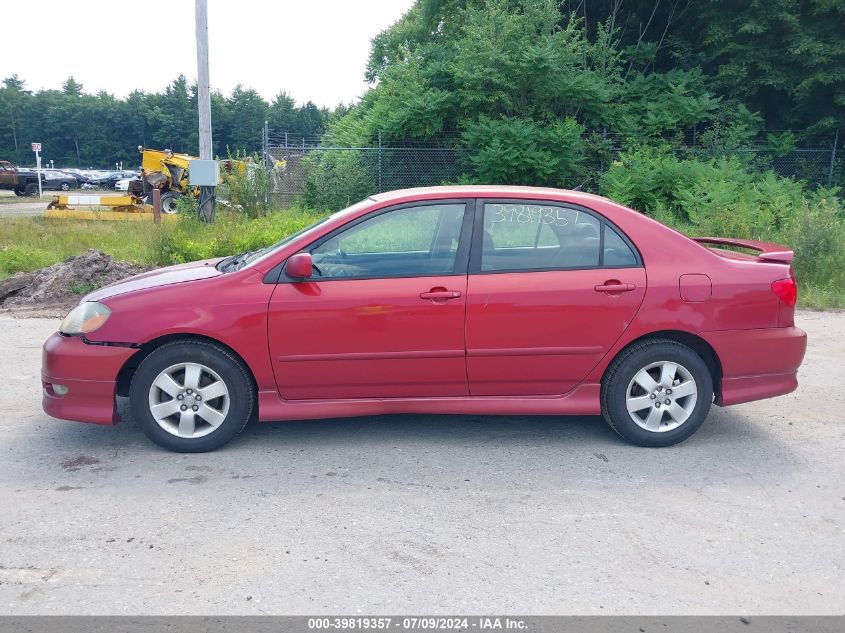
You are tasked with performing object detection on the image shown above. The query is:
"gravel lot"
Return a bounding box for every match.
[0,189,117,217]
[0,190,49,218]
[0,311,842,615]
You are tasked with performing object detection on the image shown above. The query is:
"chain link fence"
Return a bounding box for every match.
[263,128,843,208]
[264,131,466,208]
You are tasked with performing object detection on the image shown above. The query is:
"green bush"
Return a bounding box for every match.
[462,116,584,187]
[220,152,273,219]
[599,147,845,307]
[303,150,377,210]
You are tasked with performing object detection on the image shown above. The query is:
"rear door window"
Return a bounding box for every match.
[480,203,601,272]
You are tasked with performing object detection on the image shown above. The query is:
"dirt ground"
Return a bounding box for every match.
[0,311,842,615]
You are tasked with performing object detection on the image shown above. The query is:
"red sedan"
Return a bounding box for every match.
[42,186,807,452]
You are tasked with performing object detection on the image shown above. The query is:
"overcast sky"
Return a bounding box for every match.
[2,0,415,107]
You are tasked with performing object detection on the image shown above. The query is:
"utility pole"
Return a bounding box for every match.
[263,120,270,208]
[195,0,216,222]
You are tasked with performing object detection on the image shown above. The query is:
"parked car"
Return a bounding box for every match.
[62,169,94,186]
[77,170,109,189]
[0,160,46,196]
[89,170,138,190]
[42,186,807,452]
[42,170,81,191]
[114,177,139,192]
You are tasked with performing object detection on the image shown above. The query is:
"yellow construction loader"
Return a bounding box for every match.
[131,146,200,213]
[46,147,200,219]
[45,147,251,220]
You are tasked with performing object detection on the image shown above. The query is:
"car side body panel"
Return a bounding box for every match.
[465,267,647,395]
[267,275,470,400]
[84,267,278,393]
[40,186,807,428]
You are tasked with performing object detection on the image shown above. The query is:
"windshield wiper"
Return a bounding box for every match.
[218,248,262,272]
[216,254,239,272]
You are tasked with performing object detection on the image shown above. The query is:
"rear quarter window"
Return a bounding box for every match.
[603,225,638,266]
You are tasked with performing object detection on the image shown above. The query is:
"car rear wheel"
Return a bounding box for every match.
[60,182,70,191]
[24,183,38,196]
[601,339,713,447]
[129,340,255,452]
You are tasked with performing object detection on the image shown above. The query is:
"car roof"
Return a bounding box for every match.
[368,185,614,207]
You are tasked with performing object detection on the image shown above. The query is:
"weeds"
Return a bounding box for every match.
[0,207,325,277]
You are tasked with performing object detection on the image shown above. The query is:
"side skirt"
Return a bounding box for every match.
[256,383,601,422]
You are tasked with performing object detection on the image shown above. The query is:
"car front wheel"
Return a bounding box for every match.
[129,340,255,452]
[601,339,713,447]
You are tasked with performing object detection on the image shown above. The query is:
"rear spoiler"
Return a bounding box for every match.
[692,237,794,264]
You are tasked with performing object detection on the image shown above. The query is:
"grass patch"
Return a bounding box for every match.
[799,285,845,310]
[0,207,326,279]
[0,218,167,276]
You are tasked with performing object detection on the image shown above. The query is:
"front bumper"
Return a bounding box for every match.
[703,326,807,406]
[41,332,137,425]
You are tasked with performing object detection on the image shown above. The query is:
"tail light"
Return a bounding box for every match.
[772,275,798,308]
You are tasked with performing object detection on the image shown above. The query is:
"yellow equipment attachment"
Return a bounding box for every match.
[44,194,177,221]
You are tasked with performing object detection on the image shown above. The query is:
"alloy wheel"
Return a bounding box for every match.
[147,362,230,438]
[625,361,698,432]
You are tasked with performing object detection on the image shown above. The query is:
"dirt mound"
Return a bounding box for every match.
[0,249,151,317]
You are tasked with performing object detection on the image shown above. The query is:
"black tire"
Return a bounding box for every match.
[129,340,255,452]
[601,339,713,447]
[24,183,38,196]
[159,191,182,214]
[60,182,70,191]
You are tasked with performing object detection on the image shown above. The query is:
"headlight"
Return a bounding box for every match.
[59,302,111,335]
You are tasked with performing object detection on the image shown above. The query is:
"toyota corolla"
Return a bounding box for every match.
[42,186,807,452]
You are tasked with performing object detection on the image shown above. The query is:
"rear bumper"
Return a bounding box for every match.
[41,332,137,425]
[703,326,807,406]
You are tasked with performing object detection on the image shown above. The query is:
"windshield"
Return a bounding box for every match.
[217,199,374,273]
[241,216,332,265]
[240,199,375,269]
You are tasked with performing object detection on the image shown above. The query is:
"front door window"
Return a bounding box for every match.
[311,203,467,279]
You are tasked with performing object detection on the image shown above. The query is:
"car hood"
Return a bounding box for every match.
[85,258,224,302]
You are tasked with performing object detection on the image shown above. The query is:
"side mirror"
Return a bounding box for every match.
[285,252,313,280]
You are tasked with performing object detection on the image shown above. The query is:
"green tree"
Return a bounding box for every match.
[688,0,845,133]
[0,75,30,158]
[61,76,84,97]
[268,92,297,133]
[333,0,725,188]
[226,86,268,151]
[150,75,196,153]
